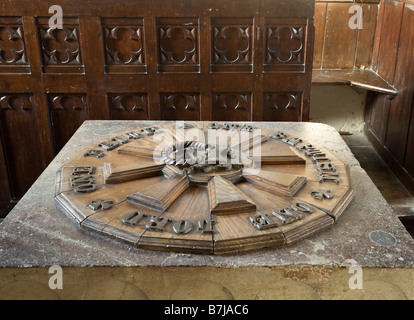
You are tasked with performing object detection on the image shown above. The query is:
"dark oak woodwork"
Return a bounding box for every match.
[365,0,414,195]
[0,94,44,201]
[313,1,379,70]
[48,94,89,153]
[312,69,397,95]
[0,0,315,216]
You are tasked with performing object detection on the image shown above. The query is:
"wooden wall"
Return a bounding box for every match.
[365,0,414,194]
[314,0,379,70]
[0,0,315,216]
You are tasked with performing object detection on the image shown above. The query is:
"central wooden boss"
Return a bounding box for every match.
[55,122,354,254]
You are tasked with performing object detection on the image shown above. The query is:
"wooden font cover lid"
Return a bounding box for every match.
[54,122,354,254]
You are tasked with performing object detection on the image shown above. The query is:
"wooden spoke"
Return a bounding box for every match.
[208,176,256,215]
[103,161,164,184]
[117,138,160,159]
[248,138,306,165]
[127,175,189,212]
[243,169,307,197]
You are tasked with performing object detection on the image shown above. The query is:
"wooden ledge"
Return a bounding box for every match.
[312,69,398,96]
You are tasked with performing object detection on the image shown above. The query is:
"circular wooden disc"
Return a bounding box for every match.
[54,122,354,254]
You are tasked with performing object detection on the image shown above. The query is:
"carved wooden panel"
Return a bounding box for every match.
[0,94,43,199]
[109,93,148,120]
[37,17,83,73]
[160,93,200,120]
[262,92,302,121]
[0,0,315,213]
[157,18,199,73]
[0,17,29,73]
[211,18,253,73]
[212,93,251,121]
[264,18,307,73]
[48,94,89,153]
[102,18,146,73]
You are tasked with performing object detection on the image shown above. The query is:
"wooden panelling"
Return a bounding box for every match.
[37,17,84,74]
[108,94,148,120]
[404,90,414,175]
[313,1,379,70]
[0,0,315,213]
[355,4,378,68]
[365,93,390,143]
[313,2,327,69]
[212,93,252,121]
[211,17,253,73]
[371,0,387,71]
[48,94,89,154]
[0,94,44,199]
[384,3,414,164]
[160,93,200,120]
[262,92,303,121]
[102,18,147,74]
[0,17,30,74]
[323,3,358,69]
[365,1,414,195]
[376,0,404,83]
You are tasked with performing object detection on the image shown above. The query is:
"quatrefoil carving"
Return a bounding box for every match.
[105,27,143,64]
[213,26,250,64]
[41,27,81,64]
[0,26,25,64]
[267,26,303,64]
[159,27,197,64]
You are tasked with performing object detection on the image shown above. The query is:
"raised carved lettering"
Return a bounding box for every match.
[250,202,315,230]
[311,189,334,200]
[272,207,302,224]
[122,211,147,226]
[84,150,105,158]
[318,172,340,184]
[197,217,216,234]
[88,199,114,211]
[146,216,172,231]
[173,220,193,235]
[249,213,279,230]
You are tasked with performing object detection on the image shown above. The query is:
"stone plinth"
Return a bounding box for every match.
[0,121,413,300]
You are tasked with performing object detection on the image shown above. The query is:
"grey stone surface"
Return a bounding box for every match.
[0,121,413,268]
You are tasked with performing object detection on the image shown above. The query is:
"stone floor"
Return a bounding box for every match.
[342,132,414,237]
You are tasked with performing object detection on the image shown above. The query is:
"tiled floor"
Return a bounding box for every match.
[342,132,414,237]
